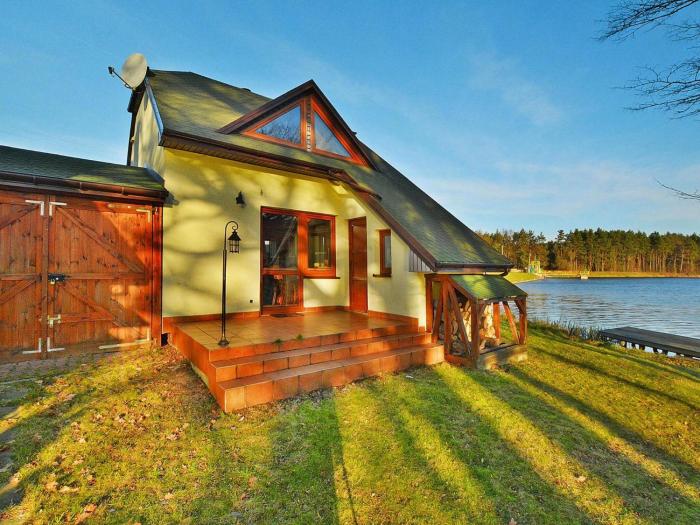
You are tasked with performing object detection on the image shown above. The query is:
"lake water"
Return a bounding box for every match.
[518,278,700,339]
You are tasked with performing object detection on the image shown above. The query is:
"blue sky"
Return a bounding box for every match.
[1,1,698,237]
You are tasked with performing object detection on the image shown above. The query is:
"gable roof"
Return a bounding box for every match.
[217,80,375,167]
[141,69,512,271]
[0,144,167,202]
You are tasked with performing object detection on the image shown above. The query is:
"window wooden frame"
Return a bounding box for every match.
[242,97,368,166]
[377,229,392,277]
[260,207,337,313]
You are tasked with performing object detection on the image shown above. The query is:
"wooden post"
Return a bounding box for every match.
[448,286,469,358]
[425,275,433,334]
[493,301,501,345]
[432,283,443,344]
[503,301,519,343]
[442,279,451,354]
[471,299,481,364]
[515,298,527,344]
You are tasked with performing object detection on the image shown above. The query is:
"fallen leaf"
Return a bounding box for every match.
[164,492,174,500]
[44,480,58,492]
[575,475,587,483]
[74,503,97,524]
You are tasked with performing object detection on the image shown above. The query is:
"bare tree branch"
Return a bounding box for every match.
[601,0,699,40]
[657,179,700,199]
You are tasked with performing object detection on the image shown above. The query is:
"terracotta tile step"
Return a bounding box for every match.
[211,332,430,382]
[217,343,445,412]
[207,323,421,363]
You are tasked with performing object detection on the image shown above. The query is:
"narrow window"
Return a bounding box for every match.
[379,230,391,276]
[308,218,332,269]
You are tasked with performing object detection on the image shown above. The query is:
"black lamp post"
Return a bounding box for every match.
[219,220,241,346]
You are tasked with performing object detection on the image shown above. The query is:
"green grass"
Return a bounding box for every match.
[543,271,700,279]
[506,272,542,284]
[1,328,699,524]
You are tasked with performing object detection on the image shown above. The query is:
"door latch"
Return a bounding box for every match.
[48,273,67,284]
[47,314,61,327]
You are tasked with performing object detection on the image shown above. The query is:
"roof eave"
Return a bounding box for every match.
[0,169,168,204]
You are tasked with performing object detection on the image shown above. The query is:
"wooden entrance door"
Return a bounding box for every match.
[0,189,158,362]
[348,217,368,312]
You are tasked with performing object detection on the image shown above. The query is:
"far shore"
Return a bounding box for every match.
[507,271,700,283]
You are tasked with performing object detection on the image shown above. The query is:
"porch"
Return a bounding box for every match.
[165,310,444,412]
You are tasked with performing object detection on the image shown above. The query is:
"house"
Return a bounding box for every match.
[0,66,527,411]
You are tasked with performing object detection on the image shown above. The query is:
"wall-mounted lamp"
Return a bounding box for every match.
[235,191,246,208]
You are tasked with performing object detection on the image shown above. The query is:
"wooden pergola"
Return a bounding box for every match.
[425,274,528,368]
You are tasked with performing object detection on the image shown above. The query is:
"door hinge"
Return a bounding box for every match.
[47,337,65,353]
[48,202,67,216]
[25,200,45,216]
[136,208,152,222]
[22,338,42,354]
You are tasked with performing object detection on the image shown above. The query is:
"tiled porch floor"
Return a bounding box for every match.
[172,311,408,351]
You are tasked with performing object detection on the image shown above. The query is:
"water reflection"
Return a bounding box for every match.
[519,278,700,338]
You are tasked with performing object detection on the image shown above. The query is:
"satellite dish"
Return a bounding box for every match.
[120,53,148,89]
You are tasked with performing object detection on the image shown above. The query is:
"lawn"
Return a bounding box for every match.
[1,327,698,524]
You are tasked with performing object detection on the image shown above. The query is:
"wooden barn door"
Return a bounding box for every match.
[0,189,157,362]
[47,197,153,354]
[0,192,46,357]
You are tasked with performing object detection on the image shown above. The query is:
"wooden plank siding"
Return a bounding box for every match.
[0,188,162,362]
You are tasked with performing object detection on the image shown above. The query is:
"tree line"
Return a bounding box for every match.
[478,228,700,274]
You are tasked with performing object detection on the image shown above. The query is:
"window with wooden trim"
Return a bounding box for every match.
[261,207,337,311]
[244,97,367,165]
[378,229,392,277]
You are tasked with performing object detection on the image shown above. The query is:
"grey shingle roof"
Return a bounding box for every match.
[147,70,512,269]
[0,145,166,193]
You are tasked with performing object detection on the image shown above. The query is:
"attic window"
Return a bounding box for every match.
[241,96,367,165]
[313,111,350,157]
[253,105,302,145]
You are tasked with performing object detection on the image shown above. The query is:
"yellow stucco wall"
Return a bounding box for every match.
[132,97,427,325]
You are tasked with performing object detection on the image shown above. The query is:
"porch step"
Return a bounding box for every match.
[217,343,445,412]
[211,332,430,382]
[207,322,420,362]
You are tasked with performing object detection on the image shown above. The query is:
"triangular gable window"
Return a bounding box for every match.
[253,105,302,145]
[313,111,350,157]
[240,96,367,165]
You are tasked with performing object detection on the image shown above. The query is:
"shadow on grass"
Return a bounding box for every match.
[508,366,700,478]
[461,367,700,523]
[377,373,595,524]
[536,346,698,410]
[532,328,700,382]
[243,394,346,524]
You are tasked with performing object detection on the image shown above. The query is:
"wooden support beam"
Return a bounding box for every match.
[503,301,519,343]
[432,286,443,344]
[442,280,451,354]
[471,299,481,366]
[515,297,527,344]
[448,286,470,358]
[493,302,501,345]
[425,276,433,334]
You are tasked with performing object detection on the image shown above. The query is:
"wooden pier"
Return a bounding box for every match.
[599,327,700,358]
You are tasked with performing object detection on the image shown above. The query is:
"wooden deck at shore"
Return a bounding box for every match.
[600,326,700,358]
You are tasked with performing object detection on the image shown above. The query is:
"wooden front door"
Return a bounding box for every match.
[0,189,158,362]
[348,217,368,312]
